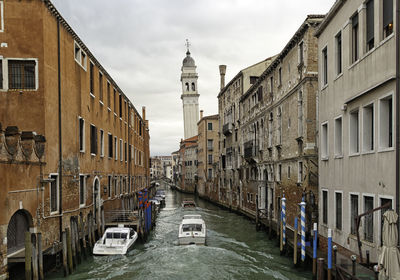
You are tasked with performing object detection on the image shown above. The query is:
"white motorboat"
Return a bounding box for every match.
[93,225,138,255]
[178,214,206,245]
[181,200,196,208]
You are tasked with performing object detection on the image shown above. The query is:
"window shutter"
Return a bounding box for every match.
[383,0,393,28]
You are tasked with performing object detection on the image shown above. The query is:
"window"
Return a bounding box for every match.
[125,142,127,162]
[90,124,97,155]
[366,0,374,51]
[351,13,359,63]
[250,76,258,84]
[298,41,304,65]
[119,94,122,118]
[350,110,359,154]
[269,76,273,93]
[297,161,303,183]
[8,60,36,90]
[379,95,393,149]
[108,175,112,198]
[208,123,213,130]
[191,82,195,91]
[108,133,113,158]
[350,194,359,235]
[0,1,4,32]
[49,174,59,213]
[277,107,282,145]
[120,139,123,161]
[383,0,393,38]
[334,117,343,156]
[208,154,213,164]
[90,62,94,95]
[287,165,291,179]
[0,60,3,89]
[114,136,118,160]
[79,117,85,152]
[207,139,213,150]
[322,190,328,224]
[322,47,328,86]
[364,196,374,242]
[363,104,374,152]
[278,67,282,86]
[79,175,86,206]
[335,32,342,75]
[321,122,328,159]
[74,42,87,69]
[107,82,111,108]
[208,169,213,180]
[113,89,117,113]
[114,177,117,197]
[277,164,281,182]
[335,192,342,230]
[298,91,303,136]
[100,129,104,157]
[99,72,103,102]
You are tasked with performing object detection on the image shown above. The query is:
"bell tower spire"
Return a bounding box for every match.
[180,40,199,139]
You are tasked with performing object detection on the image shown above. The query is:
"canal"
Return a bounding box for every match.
[48,182,312,279]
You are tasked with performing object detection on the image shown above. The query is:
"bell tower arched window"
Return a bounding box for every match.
[191,82,195,91]
[185,82,189,91]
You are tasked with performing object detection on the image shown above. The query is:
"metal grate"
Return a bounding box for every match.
[8,60,36,90]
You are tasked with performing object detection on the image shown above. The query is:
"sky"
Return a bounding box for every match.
[51,0,334,156]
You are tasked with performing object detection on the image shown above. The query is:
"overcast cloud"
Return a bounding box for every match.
[52,0,334,156]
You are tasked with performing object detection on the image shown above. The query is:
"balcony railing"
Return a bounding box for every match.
[244,141,259,160]
[222,122,233,136]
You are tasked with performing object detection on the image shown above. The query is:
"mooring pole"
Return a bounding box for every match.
[313,223,318,279]
[327,229,332,280]
[294,217,298,266]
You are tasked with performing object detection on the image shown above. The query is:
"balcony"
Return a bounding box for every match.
[244,140,259,163]
[222,122,233,136]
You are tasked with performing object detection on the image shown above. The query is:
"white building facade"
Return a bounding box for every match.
[315,0,397,261]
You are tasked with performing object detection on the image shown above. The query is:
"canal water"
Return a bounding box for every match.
[48,182,312,280]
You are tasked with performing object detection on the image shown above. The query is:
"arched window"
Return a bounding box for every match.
[277,107,282,145]
[185,83,189,91]
[191,82,196,91]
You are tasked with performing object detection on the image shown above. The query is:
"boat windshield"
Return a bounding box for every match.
[106,232,128,239]
[182,224,202,232]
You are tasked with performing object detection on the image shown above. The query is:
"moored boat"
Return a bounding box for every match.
[181,200,196,208]
[93,225,138,255]
[178,214,206,245]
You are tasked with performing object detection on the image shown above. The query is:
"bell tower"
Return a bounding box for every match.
[180,39,199,139]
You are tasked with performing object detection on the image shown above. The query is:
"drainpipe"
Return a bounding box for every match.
[128,105,131,194]
[396,0,400,243]
[57,20,63,241]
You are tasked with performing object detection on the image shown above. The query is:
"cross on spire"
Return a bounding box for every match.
[185,39,191,53]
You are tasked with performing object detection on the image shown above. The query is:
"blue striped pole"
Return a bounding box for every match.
[313,222,318,277]
[282,196,286,246]
[300,199,306,262]
[328,228,332,266]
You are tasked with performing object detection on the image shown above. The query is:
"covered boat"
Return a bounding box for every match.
[93,225,138,255]
[178,215,206,245]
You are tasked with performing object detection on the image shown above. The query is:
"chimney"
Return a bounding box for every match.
[142,106,146,120]
[219,65,227,90]
[200,110,204,120]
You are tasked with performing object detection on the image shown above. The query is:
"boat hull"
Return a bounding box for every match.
[178,236,206,245]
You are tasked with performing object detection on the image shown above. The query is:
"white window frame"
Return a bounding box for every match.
[74,41,87,70]
[120,139,123,162]
[334,190,343,231]
[378,92,394,152]
[79,174,86,207]
[4,58,39,91]
[349,108,360,156]
[78,116,85,153]
[334,115,343,157]
[362,193,375,243]
[349,192,360,235]
[114,136,118,161]
[321,188,329,225]
[49,173,59,215]
[0,1,3,33]
[100,129,104,157]
[362,102,375,153]
[321,121,329,160]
